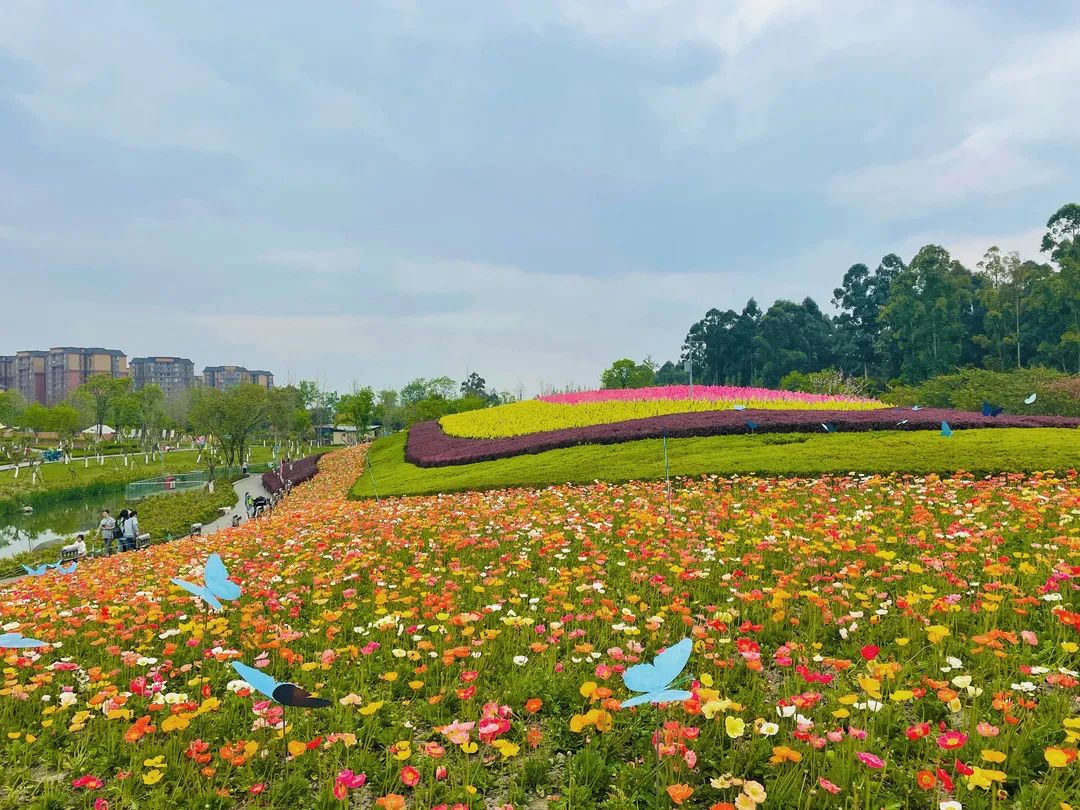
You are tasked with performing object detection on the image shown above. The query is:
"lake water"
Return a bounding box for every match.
[0,490,123,559]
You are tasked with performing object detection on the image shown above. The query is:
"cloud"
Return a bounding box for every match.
[259,248,365,276]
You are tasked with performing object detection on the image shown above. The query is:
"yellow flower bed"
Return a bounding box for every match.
[440,396,882,439]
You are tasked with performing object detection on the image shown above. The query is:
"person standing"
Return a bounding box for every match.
[121,509,140,551]
[99,509,117,556]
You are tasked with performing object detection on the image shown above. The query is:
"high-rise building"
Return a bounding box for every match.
[130,356,195,396]
[45,347,127,404]
[0,355,14,393]
[202,365,274,391]
[15,350,48,404]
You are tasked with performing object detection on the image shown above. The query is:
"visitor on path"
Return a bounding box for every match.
[99,509,117,556]
[241,459,248,475]
[60,533,87,558]
[244,492,254,518]
[120,509,139,552]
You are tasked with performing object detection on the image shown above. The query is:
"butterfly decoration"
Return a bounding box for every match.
[941,422,952,437]
[231,661,331,708]
[896,419,909,426]
[21,564,50,576]
[911,405,922,411]
[620,637,693,708]
[821,423,836,433]
[982,401,1004,417]
[733,404,747,411]
[745,420,759,433]
[56,562,77,575]
[1024,393,1037,405]
[0,632,48,648]
[171,554,241,612]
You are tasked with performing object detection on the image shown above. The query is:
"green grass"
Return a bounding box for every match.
[352,427,1080,498]
[0,445,335,515]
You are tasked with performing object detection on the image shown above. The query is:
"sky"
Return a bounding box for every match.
[1,1,1078,395]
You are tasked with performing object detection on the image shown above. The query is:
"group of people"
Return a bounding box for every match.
[96,508,141,555]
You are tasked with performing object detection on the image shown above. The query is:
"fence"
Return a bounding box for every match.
[123,461,276,500]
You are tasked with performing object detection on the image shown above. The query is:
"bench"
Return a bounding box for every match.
[59,547,86,563]
[135,533,152,550]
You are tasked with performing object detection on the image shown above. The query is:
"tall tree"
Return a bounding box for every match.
[335,388,376,440]
[1041,203,1080,372]
[832,254,903,379]
[752,298,834,387]
[879,245,974,382]
[460,372,488,399]
[76,376,130,439]
[187,384,270,467]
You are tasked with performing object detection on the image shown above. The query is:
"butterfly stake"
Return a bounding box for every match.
[231,661,331,778]
[821,423,836,433]
[982,401,1004,417]
[745,420,759,434]
[171,554,241,699]
[0,632,48,649]
[1024,393,1037,405]
[620,637,693,803]
[941,422,952,437]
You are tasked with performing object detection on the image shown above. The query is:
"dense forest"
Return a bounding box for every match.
[650,203,1080,390]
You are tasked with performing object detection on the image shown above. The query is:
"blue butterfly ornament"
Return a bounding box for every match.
[620,638,693,708]
[0,632,48,648]
[171,554,240,612]
[231,661,331,708]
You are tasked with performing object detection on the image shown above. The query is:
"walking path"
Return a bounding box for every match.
[200,474,271,534]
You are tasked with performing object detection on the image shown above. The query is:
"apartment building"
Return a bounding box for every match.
[0,355,13,392]
[15,350,48,404]
[45,347,128,404]
[130,356,195,396]
[202,365,275,391]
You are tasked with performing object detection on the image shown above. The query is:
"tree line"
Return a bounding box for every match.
[629,203,1080,391]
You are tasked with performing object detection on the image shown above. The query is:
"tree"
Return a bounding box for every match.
[600,359,655,389]
[268,386,304,444]
[879,245,974,382]
[460,372,488,399]
[335,388,376,440]
[377,389,399,434]
[0,389,25,426]
[832,255,903,379]
[188,384,270,467]
[753,298,834,387]
[400,378,431,407]
[1040,203,1080,372]
[50,403,81,446]
[76,376,130,439]
[132,384,165,443]
[21,402,53,434]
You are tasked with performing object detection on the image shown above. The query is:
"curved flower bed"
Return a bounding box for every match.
[442,386,883,439]
[540,384,880,406]
[411,407,1080,467]
[261,453,323,494]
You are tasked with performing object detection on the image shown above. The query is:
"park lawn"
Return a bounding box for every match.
[0,446,335,515]
[352,427,1080,498]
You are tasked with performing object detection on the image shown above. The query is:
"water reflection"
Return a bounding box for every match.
[0,492,122,559]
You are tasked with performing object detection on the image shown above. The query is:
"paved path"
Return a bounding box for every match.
[200,474,271,534]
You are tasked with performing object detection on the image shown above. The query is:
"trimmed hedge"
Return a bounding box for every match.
[261,453,324,494]
[407,407,1080,467]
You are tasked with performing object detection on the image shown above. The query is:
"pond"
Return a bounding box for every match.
[0,489,124,559]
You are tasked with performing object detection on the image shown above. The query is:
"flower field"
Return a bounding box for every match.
[2,446,1079,809]
[441,387,882,440]
[417,407,1080,467]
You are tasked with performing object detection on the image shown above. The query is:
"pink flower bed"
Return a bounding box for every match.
[540,385,879,407]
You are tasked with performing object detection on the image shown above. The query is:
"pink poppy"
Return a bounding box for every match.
[856,751,885,769]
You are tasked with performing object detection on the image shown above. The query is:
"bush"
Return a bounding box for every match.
[882,368,1080,416]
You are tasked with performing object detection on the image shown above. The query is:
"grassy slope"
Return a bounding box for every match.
[353,427,1080,498]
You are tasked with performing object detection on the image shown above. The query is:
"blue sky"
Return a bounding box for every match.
[1,1,1078,394]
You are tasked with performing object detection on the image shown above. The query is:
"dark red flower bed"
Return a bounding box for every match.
[261,453,324,494]
[405,408,1080,468]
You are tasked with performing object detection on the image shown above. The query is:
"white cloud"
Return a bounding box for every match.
[259,248,365,276]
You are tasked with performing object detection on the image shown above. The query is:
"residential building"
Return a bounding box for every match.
[45,347,127,404]
[202,365,274,391]
[130,356,195,396]
[15,350,48,404]
[0,355,13,392]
